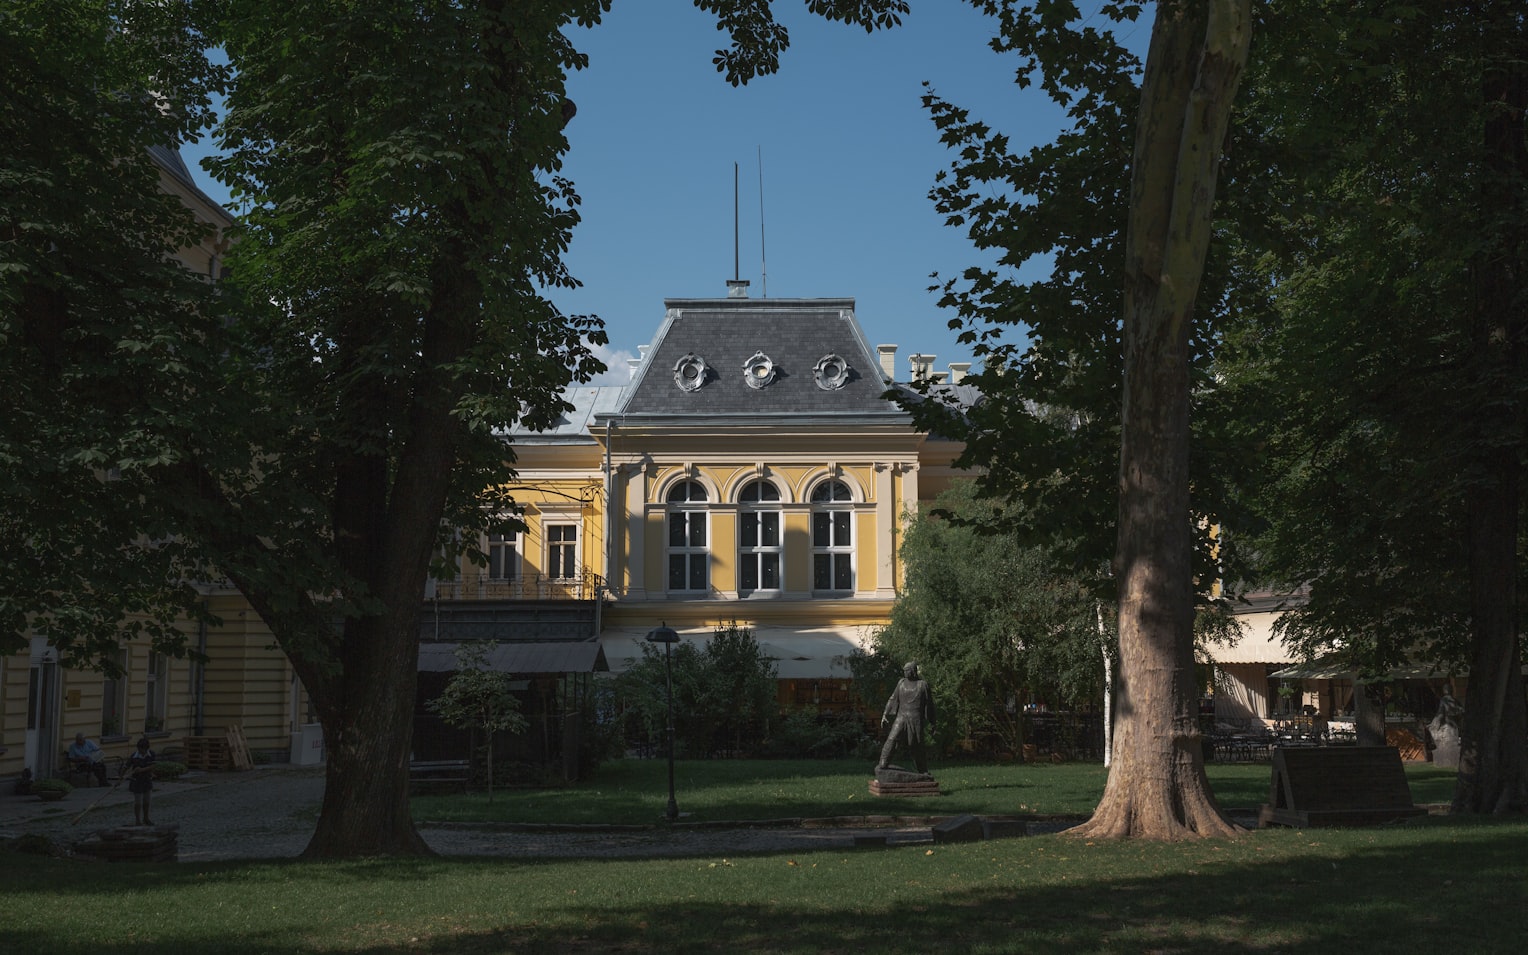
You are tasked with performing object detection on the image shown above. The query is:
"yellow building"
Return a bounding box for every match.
[429,288,973,714]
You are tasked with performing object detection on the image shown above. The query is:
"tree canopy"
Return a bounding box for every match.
[1216,0,1528,813]
[1,1,229,669]
[866,481,1109,757]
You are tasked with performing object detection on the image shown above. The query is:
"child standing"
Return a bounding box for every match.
[126,736,157,826]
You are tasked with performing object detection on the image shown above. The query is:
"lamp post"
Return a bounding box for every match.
[646,623,680,822]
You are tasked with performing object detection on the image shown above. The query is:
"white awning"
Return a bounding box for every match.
[1201,610,1292,664]
[1269,659,1483,682]
[599,625,874,679]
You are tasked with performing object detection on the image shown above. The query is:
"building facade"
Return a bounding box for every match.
[429,291,974,711]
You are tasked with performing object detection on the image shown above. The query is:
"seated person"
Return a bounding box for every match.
[67,732,110,786]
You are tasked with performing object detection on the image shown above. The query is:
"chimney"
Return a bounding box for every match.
[948,362,971,384]
[726,279,750,298]
[931,371,949,384]
[909,353,935,381]
[876,344,898,381]
[627,345,649,377]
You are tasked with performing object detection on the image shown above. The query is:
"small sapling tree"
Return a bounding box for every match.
[427,643,527,802]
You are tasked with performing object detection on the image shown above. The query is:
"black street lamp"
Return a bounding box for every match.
[646,623,680,822]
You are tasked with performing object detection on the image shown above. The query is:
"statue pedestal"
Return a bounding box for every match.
[870,767,941,797]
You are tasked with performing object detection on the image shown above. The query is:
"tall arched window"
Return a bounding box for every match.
[737,479,782,595]
[667,480,709,592]
[810,479,854,593]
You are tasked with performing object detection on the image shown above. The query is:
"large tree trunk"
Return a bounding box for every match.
[303,613,432,857]
[1453,36,1528,815]
[1456,458,1528,813]
[296,241,478,857]
[1072,0,1250,840]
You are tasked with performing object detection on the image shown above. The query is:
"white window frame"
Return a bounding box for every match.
[487,527,520,582]
[666,479,710,594]
[545,523,579,581]
[737,479,783,596]
[810,479,855,594]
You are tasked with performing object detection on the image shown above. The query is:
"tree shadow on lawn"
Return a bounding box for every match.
[12,820,1526,955]
[449,825,1525,954]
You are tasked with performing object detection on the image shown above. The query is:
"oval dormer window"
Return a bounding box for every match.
[814,354,850,391]
[743,351,777,389]
[674,353,708,392]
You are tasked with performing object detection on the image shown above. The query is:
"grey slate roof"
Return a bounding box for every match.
[146,143,236,227]
[515,385,627,443]
[610,297,907,421]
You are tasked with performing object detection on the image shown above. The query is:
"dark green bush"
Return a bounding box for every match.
[151,761,188,781]
[764,710,870,759]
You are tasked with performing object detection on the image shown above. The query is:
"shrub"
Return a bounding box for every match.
[31,778,73,797]
[151,761,188,781]
[764,710,870,759]
[617,622,778,758]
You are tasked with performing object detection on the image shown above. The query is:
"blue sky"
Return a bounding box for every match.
[186,4,1146,384]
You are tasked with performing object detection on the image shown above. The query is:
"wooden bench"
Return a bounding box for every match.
[1259,745,1427,828]
[409,759,471,794]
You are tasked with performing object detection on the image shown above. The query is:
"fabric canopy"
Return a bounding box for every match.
[598,626,873,679]
[1200,610,1292,664]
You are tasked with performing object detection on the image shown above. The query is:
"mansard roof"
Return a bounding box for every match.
[606,297,906,423]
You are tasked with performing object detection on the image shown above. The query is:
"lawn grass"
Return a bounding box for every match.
[5,814,1525,953]
[410,757,1461,826]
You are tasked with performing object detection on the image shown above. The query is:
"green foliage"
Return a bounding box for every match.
[865,482,1109,756]
[201,1,612,664]
[30,778,73,796]
[894,2,1255,597]
[1216,2,1528,675]
[150,761,188,782]
[617,623,779,758]
[0,0,229,665]
[695,0,909,85]
[428,644,528,738]
[428,643,528,800]
[761,710,870,759]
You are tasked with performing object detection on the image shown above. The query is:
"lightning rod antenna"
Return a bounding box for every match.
[758,146,768,298]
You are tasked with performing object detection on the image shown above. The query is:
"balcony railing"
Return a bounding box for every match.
[428,571,605,602]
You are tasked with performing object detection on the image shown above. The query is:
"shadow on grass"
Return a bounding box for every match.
[8,819,1526,955]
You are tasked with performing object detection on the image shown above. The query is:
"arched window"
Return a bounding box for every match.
[810,479,854,593]
[666,480,709,592]
[737,479,782,594]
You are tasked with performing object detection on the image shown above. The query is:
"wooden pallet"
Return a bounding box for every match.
[225,724,254,771]
[181,735,229,771]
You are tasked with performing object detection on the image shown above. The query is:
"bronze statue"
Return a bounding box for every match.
[878,661,935,774]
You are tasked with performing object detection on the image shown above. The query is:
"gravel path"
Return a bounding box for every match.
[2,767,971,862]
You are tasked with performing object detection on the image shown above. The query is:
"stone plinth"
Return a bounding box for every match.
[870,767,941,797]
[74,824,179,863]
